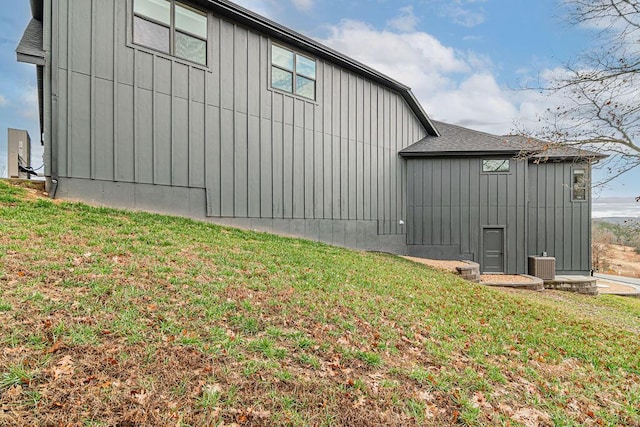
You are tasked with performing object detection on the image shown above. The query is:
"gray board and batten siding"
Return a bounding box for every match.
[528,162,592,275]
[48,0,428,251]
[405,156,592,275]
[406,157,529,274]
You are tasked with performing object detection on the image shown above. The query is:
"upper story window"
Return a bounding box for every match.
[271,44,316,100]
[133,0,208,66]
[482,159,510,173]
[572,169,587,201]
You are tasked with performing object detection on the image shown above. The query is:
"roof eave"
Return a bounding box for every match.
[399,150,519,158]
[16,52,45,66]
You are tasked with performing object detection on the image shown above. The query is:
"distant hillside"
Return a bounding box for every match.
[596,217,640,225]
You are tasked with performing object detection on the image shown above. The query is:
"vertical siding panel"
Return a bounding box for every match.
[207,17,221,107]
[377,87,384,227]
[220,21,234,110]
[69,72,91,178]
[292,107,305,218]
[172,97,189,187]
[94,0,114,80]
[370,87,378,221]
[259,36,271,120]
[235,112,248,216]
[340,137,349,220]
[331,68,341,219]
[247,33,260,117]
[442,159,452,244]
[422,160,432,244]
[69,0,91,75]
[321,64,331,218]
[57,0,69,71]
[260,118,273,217]
[333,136,342,220]
[220,109,235,216]
[259,37,273,217]
[154,93,171,185]
[190,69,205,103]
[283,123,294,218]
[469,160,481,261]
[135,88,153,183]
[135,51,153,90]
[94,79,114,181]
[206,105,221,216]
[115,1,133,85]
[363,81,371,220]
[460,159,470,253]
[115,83,134,181]
[190,101,205,188]
[234,26,248,114]
[248,116,261,217]
[272,118,284,219]
[313,64,324,219]
[313,129,324,218]
[155,58,171,94]
[57,69,68,176]
[304,104,315,218]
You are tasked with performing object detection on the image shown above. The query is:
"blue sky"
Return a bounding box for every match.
[0,0,638,211]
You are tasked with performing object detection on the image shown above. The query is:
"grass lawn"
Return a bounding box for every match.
[1,180,639,426]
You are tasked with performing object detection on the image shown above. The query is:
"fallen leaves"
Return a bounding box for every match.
[51,355,75,379]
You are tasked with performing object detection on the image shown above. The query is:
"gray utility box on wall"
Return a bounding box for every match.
[528,256,556,281]
[7,129,31,180]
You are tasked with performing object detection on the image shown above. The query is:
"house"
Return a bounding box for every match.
[400,122,603,275]
[16,0,603,275]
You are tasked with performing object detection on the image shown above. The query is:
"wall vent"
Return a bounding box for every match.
[528,256,556,281]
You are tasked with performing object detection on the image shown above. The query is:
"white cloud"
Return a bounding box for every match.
[0,94,6,107]
[19,86,39,120]
[387,6,419,33]
[291,0,313,13]
[444,5,486,27]
[320,20,537,134]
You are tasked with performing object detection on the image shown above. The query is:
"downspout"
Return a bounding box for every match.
[44,0,58,198]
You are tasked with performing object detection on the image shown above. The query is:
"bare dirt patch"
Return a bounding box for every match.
[481,275,535,284]
[596,244,640,278]
[401,257,467,272]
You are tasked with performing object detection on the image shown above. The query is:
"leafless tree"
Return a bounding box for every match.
[525,0,640,192]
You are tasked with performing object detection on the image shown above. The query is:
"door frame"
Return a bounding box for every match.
[480,226,506,274]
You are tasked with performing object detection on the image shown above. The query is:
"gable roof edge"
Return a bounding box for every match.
[204,0,439,137]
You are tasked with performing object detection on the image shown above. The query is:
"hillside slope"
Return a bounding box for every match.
[1,181,639,426]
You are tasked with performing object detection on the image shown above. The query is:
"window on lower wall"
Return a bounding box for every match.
[133,0,208,66]
[271,44,316,100]
[482,159,510,173]
[572,169,587,201]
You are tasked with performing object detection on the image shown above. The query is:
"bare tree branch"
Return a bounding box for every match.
[521,1,640,197]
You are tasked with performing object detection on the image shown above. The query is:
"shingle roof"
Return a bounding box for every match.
[15,18,44,65]
[400,121,606,160]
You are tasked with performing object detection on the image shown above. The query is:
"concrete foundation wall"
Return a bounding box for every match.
[57,178,408,254]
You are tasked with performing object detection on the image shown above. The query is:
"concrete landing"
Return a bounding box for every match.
[544,276,598,295]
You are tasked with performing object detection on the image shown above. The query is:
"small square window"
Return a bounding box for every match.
[271,44,316,101]
[133,0,208,66]
[483,159,510,173]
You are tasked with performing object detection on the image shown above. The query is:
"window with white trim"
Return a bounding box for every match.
[271,44,316,100]
[482,159,510,173]
[572,169,587,201]
[133,0,208,66]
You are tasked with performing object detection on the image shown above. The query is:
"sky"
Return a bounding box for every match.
[0,0,638,216]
